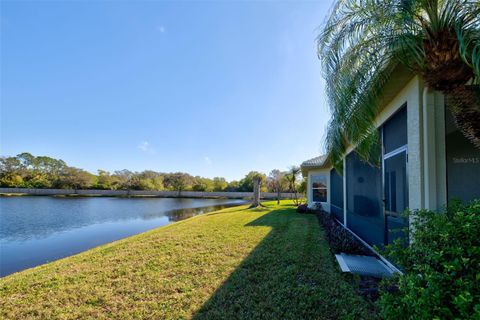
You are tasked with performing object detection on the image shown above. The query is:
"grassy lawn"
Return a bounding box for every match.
[1,201,373,319]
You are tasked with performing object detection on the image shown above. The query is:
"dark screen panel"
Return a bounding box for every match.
[383,106,407,154]
[330,168,344,223]
[384,152,409,245]
[446,110,480,202]
[346,152,384,247]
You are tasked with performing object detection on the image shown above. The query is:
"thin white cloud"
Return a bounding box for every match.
[204,156,212,165]
[156,25,166,33]
[138,141,156,154]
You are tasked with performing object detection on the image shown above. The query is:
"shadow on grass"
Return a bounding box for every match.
[192,206,371,320]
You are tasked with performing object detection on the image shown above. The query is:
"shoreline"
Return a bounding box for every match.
[1,200,248,277]
[0,187,301,200]
[0,201,372,319]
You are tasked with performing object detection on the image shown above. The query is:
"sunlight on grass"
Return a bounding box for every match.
[1,201,372,319]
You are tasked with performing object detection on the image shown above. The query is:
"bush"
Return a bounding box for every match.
[378,200,480,319]
[296,204,309,213]
[317,211,371,255]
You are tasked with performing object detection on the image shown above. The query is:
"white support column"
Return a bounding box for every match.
[407,77,424,211]
[434,94,447,208]
[422,89,447,211]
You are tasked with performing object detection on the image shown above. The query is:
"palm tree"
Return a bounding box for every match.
[318,0,480,168]
[285,166,301,206]
[249,172,265,208]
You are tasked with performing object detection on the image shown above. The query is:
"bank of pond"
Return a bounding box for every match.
[0,196,245,276]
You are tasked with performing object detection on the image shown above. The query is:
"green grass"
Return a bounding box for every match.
[0,201,373,319]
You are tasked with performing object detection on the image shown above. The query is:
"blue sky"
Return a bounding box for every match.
[1,1,333,181]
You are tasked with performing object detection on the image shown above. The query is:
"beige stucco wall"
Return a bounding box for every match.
[377,76,424,211]
[374,76,448,211]
[342,76,425,211]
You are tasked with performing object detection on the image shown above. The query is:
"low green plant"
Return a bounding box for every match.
[378,200,480,319]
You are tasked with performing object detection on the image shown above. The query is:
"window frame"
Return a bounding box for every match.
[311,174,328,203]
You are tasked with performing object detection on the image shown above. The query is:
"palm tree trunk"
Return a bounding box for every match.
[446,85,480,148]
[250,178,261,208]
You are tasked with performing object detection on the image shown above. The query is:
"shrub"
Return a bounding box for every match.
[296,204,309,213]
[378,200,480,319]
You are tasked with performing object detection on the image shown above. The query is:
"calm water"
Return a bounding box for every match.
[0,196,245,277]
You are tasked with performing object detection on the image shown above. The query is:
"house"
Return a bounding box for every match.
[301,65,480,249]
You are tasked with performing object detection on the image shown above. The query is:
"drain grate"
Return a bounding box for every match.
[335,253,396,278]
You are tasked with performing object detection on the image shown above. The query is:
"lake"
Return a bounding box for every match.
[0,196,245,277]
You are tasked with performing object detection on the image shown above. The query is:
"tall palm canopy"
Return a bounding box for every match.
[318,0,480,168]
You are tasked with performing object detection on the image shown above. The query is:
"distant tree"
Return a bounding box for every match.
[164,172,192,195]
[95,170,114,190]
[1,152,294,196]
[132,171,164,190]
[191,176,214,192]
[212,177,228,192]
[298,177,307,195]
[192,177,206,191]
[57,167,94,189]
[0,174,24,187]
[34,156,66,176]
[225,180,240,192]
[28,173,53,188]
[0,156,21,172]
[16,152,35,168]
[268,169,286,205]
[112,170,135,190]
[239,171,267,192]
[0,156,25,187]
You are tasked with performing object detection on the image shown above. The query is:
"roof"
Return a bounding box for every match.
[300,154,330,176]
[301,155,328,168]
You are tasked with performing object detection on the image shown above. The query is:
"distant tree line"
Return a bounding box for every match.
[0,153,305,194]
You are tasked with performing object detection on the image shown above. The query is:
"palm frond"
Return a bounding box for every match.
[318,0,480,161]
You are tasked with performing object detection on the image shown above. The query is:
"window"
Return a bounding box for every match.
[311,175,327,202]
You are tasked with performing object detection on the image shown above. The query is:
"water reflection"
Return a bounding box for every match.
[0,196,245,276]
